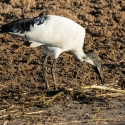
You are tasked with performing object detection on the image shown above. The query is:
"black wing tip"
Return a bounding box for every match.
[0,15,49,34]
[0,18,33,34]
[0,25,8,33]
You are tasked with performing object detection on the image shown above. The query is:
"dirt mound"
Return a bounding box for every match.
[0,0,125,124]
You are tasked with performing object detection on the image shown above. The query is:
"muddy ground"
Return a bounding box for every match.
[0,0,125,124]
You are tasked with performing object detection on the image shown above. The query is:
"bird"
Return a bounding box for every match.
[0,15,104,90]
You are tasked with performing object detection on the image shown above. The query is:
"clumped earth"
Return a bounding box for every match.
[0,0,125,124]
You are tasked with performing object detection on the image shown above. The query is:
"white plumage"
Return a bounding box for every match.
[0,15,104,90]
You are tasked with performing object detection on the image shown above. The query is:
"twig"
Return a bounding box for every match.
[10,110,19,113]
[8,105,19,110]
[96,92,125,98]
[3,100,11,105]
[24,110,44,115]
[0,109,6,114]
[0,84,6,88]
[82,85,125,93]
[0,115,8,119]
[3,121,8,125]
[117,58,125,64]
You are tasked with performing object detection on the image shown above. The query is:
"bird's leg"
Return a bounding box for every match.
[43,52,50,90]
[51,58,57,91]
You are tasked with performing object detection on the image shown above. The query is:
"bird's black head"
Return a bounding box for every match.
[84,52,104,83]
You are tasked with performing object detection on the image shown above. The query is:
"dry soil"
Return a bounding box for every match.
[0,0,125,125]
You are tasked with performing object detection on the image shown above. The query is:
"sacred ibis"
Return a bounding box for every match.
[0,15,104,90]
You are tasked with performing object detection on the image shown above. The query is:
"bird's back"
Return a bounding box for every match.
[0,15,85,51]
[26,15,85,50]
